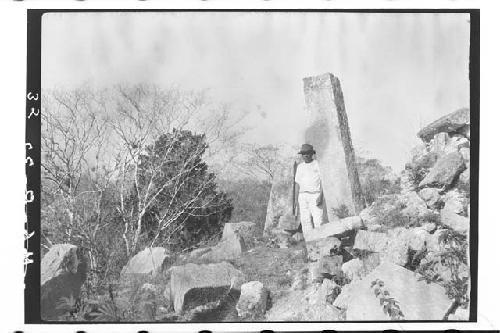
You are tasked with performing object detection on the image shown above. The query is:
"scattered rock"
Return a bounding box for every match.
[169,262,245,313]
[359,205,377,227]
[41,244,88,320]
[417,108,470,142]
[444,136,469,154]
[266,281,342,321]
[401,191,432,217]
[121,247,171,279]
[441,208,469,233]
[303,218,358,242]
[306,237,341,262]
[188,247,211,259]
[421,222,437,233]
[236,281,268,320]
[342,253,381,281]
[222,221,257,247]
[443,189,467,215]
[334,262,453,320]
[419,152,466,188]
[448,307,469,321]
[418,188,442,209]
[291,232,304,243]
[200,233,247,262]
[353,230,388,253]
[432,132,449,153]
[310,255,343,282]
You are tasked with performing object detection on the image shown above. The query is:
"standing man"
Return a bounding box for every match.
[294,143,324,237]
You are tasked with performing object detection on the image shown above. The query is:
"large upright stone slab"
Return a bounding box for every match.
[303,73,364,222]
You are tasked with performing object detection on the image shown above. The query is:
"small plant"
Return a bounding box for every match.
[332,204,351,219]
[370,279,405,320]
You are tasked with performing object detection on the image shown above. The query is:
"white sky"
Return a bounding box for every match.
[41,12,470,172]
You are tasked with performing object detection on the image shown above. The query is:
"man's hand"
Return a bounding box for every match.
[316,193,323,207]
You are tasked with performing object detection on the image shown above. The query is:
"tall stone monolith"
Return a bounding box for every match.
[303,73,364,222]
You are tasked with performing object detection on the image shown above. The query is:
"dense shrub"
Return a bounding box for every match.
[356,157,400,206]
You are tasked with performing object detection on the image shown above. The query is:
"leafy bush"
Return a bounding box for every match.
[356,157,400,205]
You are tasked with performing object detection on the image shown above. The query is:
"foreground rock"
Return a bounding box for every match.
[169,262,245,313]
[419,152,465,188]
[303,216,362,242]
[41,244,88,320]
[121,247,171,279]
[199,233,246,262]
[305,237,341,261]
[236,281,268,320]
[266,279,341,321]
[334,262,452,320]
[417,107,470,142]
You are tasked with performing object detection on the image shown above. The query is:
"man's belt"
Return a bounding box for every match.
[299,191,321,194]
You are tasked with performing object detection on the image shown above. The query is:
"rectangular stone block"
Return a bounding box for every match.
[303,73,364,222]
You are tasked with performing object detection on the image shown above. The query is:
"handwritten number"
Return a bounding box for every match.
[28,108,40,119]
[27,92,38,101]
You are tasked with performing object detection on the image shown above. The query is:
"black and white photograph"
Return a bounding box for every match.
[20,8,481,327]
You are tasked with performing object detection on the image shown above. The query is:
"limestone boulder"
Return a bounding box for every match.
[222,221,257,247]
[266,279,342,321]
[342,253,381,282]
[443,189,467,215]
[278,214,300,231]
[305,237,341,262]
[418,188,442,209]
[41,244,88,320]
[353,230,389,253]
[417,107,470,142]
[440,208,469,233]
[400,191,432,217]
[121,247,171,279]
[310,255,343,282]
[334,262,452,320]
[444,136,469,154]
[169,262,245,313]
[303,216,361,242]
[236,281,268,320]
[419,152,466,188]
[200,233,246,262]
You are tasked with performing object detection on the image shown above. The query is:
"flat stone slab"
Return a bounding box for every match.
[200,233,246,262]
[303,216,361,242]
[334,262,452,320]
[417,108,470,142]
[222,221,257,247]
[169,262,245,313]
[41,244,88,320]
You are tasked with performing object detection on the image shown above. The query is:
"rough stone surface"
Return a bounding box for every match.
[440,208,469,233]
[41,244,88,320]
[266,280,342,321]
[334,262,452,320]
[306,237,341,262]
[291,232,304,243]
[419,152,466,188]
[236,281,268,320]
[417,108,470,142]
[278,214,300,231]
[342,253,381,282]
[401,191,432,217]
[189,247,211,259]
[359,205,377,226]
[169,262,245,313]
[418,188,442,209]
[444,136,469,154]
[448,308,470,321]
[303,73,365,221]
[443,189,467,215]
[313,255,343,280]
[264,161,298,234]
[303,217,360,242]
[121,247,171,278]
[222,221,257,247]
[200,233,246,262]
[353,230,389,253]
[432,132,449,153]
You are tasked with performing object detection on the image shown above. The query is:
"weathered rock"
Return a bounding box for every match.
[419,152,466,188]
[448,307,469,321]
[200,233,246,262]
[401,191,432,217]
[444,136,469,154]
[222,221,257,247]
[443,189,467,215]
[303,216,361,242]
[266,280,342,321]
[306,237,341,261]
[359,205,377,226]
[121,247,171,279]
[441,208,469,233]
[432,132,449,153]
[342,253,381,282]
[236,281,268,320]
[353,230,388,253]
[169,262,245,313]
[334,262,452,320]
[425,229,447,253]
[278,213,300,231]
[421,222,437,233]
[418,188,442,209]
[41,244,88,320]
[303,73,365,221]
[189,247,211,259]
[417,108,470,142]
[311,255,343,281]
[264,160,298,235]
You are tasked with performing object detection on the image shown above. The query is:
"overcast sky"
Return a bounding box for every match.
[42,12,470,172]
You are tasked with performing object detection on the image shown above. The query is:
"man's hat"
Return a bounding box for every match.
[298,143,316,155]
